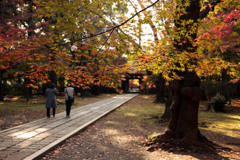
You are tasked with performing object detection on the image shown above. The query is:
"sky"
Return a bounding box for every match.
[126,0,155,45]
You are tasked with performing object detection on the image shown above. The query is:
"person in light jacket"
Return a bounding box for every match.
[45,83,58,118]
[64,83,74,118]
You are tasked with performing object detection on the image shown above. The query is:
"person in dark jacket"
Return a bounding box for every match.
[45,83,58,118]
[64,83,74,118]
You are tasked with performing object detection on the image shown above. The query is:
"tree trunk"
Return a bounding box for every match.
[42,83,47,96]
[91,81,100,95]
[121,78,129,93]
[25,78,33,102]
[154,74,165,103]
[147,72,211,153]
[168,71,203,140]
[58,77,65,95]
[0,70,4,101]
[161,99,171,119]
[26,87,33,102]
[165,0,205,141]
[221,69,231,104]
[161,83,172,120]
[49,71,58,86]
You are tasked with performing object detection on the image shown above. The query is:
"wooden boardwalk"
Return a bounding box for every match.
[0,94,138,160]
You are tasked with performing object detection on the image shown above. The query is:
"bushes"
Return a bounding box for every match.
[211,93,226,112]
[2,82,30,97]
[201,81,237,104]
[1,82,12,97]
[12,83,27,96]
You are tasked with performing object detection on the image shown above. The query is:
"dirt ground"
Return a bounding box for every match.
[40,96,240,160]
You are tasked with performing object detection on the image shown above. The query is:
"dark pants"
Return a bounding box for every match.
[66,100,73,116]
[47,108,56,117]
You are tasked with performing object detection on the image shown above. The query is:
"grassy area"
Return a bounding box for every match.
[115,95,164,121]
[111,94,167,139]
[199,110,240,138]
[1,93,239,141]
[113,94,240,141]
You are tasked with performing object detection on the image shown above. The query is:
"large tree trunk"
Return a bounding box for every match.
[167,0,202,141]
[168,71,203,140]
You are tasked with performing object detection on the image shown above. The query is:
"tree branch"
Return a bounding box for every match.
[200,0,221,19]
[78,0,160,41]
[96,29,114,55]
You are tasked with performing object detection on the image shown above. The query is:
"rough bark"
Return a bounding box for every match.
[154,74,165,103]
[161,83,172,119]
[146,72,217,154]
[168,71,203,140]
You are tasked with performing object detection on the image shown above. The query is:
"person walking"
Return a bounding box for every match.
[45,83,58,118]
[64,83,74,118]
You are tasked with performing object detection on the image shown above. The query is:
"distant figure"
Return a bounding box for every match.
[64,83,74,118]
[45,83,58,118]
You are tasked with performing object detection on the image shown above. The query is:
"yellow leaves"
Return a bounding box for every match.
[195,55,239,77]
[42,80,48,84]
[230,31,239,37]
[27,83,37,88]
[229,70,236,76]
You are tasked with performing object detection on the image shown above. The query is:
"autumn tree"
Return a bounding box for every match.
[0,0,136,100]
[0,0,43,100]
[33,0,134,94]
[135,0,240,152]
[167,0,202,142]
[197,2,240,102]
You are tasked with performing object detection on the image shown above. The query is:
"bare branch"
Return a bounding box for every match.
[78,0,160,41]
[97,29,114,55]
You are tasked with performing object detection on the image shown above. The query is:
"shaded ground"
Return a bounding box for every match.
[40,95,240,160]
